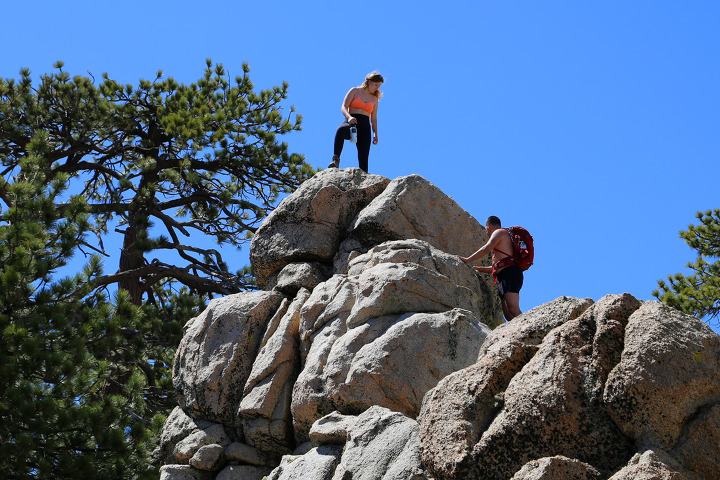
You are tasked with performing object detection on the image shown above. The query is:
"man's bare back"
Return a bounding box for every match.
[489,228,515,274]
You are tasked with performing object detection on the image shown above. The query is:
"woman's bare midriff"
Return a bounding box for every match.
[349,108,372,118]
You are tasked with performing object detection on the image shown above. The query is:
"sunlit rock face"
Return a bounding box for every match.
[160,169,720,480]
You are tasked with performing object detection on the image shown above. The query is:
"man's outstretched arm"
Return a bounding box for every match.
[459,230,502,263]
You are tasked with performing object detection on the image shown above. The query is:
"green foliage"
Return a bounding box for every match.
[0,61,312,477]
[654,209,720,321]
[0,162,160,479]
[0,60,316,302]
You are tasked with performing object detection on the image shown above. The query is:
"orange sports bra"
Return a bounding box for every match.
[349,94,374,114]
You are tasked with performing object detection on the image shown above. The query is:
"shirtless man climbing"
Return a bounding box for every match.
[459,216,523,321]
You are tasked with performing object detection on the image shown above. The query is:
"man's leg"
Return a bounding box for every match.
[501,292,522,321]
[500,297,511,321]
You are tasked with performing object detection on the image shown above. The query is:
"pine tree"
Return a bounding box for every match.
[654,208,720,321]
[0,61,314,476]
[0,159,160,479]
[0,59,315,305]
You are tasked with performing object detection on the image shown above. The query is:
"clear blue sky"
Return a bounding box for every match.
[3,1,719,332]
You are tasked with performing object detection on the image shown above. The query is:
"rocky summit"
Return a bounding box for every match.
[157,169,720,480]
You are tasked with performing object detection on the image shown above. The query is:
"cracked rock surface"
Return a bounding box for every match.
[160,170,720,480]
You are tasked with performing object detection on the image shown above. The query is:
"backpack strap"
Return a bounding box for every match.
[492,256,516,274]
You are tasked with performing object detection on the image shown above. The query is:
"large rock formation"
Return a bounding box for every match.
[159,169,720,480]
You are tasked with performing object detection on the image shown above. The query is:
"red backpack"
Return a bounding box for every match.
[495,226,534,271]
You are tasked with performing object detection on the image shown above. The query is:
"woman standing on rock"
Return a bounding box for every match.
[328,72,384,173]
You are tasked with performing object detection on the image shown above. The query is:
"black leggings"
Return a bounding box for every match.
[334,113,372,172]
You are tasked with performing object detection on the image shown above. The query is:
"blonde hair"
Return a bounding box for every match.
[360,71,384,99]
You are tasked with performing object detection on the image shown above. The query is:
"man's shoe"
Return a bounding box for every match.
[328,155,340,168]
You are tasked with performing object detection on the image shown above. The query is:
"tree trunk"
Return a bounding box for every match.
[118,223,144,305]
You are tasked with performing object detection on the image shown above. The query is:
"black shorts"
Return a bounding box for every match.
[496,265,523,297]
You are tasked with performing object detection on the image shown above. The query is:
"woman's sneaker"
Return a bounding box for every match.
[327,155,340,168]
